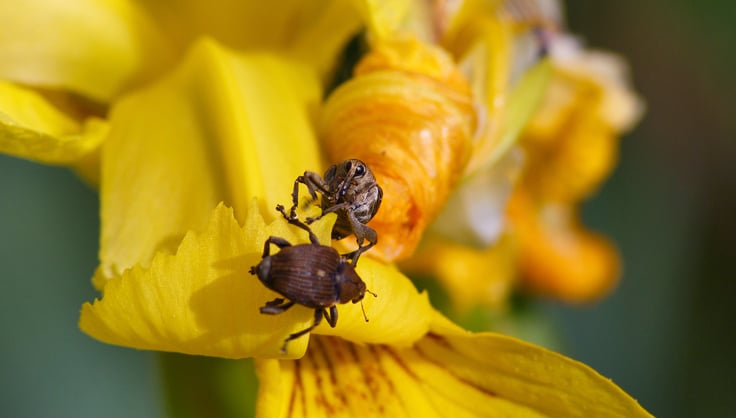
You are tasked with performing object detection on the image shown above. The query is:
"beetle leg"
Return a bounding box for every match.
[290,176,311,218]
[260,299,295,314]
[264,298,285,307]
[305,202,351,224]
[263,236,292,257]
[343,213,378,266]
[281,308,324,354]
[277,205,322,246]
[302,171,330,197]
[291,171,330,218]
[323,305,339,328]
[289,178,301,219]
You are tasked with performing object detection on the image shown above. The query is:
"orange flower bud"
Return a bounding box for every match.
[322,38,476,261]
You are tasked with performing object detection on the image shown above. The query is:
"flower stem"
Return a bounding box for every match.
[159,353,257,418]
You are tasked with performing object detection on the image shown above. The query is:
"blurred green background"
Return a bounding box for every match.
[1,1,734,417]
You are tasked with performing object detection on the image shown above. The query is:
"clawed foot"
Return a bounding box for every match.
[276,204,296,221]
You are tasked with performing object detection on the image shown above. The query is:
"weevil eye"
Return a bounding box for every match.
[354,164,365,178]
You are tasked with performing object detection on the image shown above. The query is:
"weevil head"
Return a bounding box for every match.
[325,159,374,199]
[335,263,367,304]
[352,284,377,304]
[351,283,368,304]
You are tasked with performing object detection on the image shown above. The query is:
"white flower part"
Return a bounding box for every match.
[509,29,545,84]
[429,146,524,247]
[549,34,645,131]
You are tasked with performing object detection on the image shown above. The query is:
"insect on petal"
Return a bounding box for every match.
[81,202,325,359]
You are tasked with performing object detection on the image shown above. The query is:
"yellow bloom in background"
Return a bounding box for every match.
[511,34,644,302]
[403,1,644,309]
[0,0,650,417]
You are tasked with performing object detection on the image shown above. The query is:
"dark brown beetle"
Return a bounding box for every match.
[289,159,382,265]
[249,205,376,353]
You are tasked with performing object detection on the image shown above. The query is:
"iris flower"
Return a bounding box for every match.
[0,0,651,416]
[508,34,644,302]
[403,4,644,309]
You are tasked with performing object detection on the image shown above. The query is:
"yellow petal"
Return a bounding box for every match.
[256,312,652,417]
[523,105,620,203]
[99,39,323,276]
[0,81,107,165]
[315,258,432,347]
[441,1,554,175]
[485,59,551,168]
[136,0,361,82]
[442,3,512,167]
[82,202,315,359]
[82,201,432,358]
[427,312,653,417]
[282,2,364,81]
[508,193,620,303]
[0,0,172,102]
[349,0,411,39]
[520,41,643,203]
[401,234,517,312]
[504,38,642,302]
[545,38,644,132]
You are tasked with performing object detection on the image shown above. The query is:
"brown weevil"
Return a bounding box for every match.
[249,204,376,353]
[290,159,382,265]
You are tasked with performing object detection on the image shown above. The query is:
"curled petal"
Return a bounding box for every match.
[545,36,644,133]
[323,38,475,261]
[521,38,644,203]
[256,312,652,417]
[0,81,107,167]
[523,105,620,203]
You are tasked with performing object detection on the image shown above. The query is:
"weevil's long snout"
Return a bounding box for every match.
[339,174,353,198]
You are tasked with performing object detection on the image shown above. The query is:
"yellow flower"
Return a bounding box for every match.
[510,34,644,302]
[258,314,651,417]
[0,0,651,416]
[405,3,644,308]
